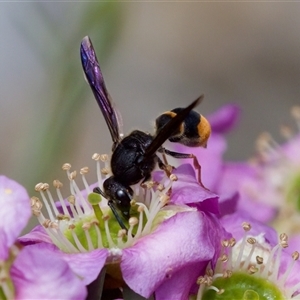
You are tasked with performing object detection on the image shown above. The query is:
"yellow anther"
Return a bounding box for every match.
[53,180,63,189]
[62,163,72,171]
[80,167,89,175]
[242,222,251,231]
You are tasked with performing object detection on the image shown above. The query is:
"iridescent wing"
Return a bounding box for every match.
[80,36,123,150]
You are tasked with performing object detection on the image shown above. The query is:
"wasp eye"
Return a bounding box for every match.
[116,189,132,205]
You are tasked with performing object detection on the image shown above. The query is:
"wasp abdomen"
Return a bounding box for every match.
[156,108,211,148]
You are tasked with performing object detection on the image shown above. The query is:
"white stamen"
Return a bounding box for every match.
[212,272,224,280]
[80,167,91,194]
[39,216,65,248]
[92,153,104,187]
[103,217,116,248]
[62,166,84,216]
[134,202,150,219]
[93,222,104,248]
[135,206,144,238]
[54,227,79,253]
[143,201,161,234]
[117,229,126,248]
[125,217,138,246]
[243,238,257,270]
[271,245,283,281]
[67,196,80,220]
[40,191,55,220]
[69,174,91,214]
[53,180,70,216]
[196,282,206,300]
[227,238,236,269]
[43,185,60,216]
[83,223,94,251]
[280,251,299,285]
[148,188,160,212]
[70,226,87,252]
[207,286,224,294]
[234,223,251,269]
[142,187,151,208]
[66,172,84,217]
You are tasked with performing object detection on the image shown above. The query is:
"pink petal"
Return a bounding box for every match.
[155,261,207,300]
[18,225,52,245]
[121,211,224,298]
[58,247,109,285]
[220,211,278,247]
[217,162,277,223]
[11,243,87,300]
[208,104,241,134]
[171,164,220,214]
[27,242,109,285]
[0,176,31,260]
[154,164,220,214]
[218,191,239,216]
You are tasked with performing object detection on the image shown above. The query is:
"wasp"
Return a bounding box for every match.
[80,36,210,230]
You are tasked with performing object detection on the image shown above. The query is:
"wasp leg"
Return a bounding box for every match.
[157,155,174,177]
[160,147,169,166]
[160,148,209,190]
[93,187,128,232]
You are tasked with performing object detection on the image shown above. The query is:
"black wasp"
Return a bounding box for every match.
[80,36,211,230]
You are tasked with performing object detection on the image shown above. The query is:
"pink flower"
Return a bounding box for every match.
[0,176,87,299]
[193,211,300,299]
[20,158,226,299]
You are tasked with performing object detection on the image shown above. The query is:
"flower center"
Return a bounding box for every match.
[253,107,300,234]
[195,222,300,300]
[31,153,177,253]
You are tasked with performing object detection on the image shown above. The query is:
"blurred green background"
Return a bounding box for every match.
[1,2,300,197]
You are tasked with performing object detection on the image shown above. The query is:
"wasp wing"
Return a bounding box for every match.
[80,36,122,149]
[144,95,204,158]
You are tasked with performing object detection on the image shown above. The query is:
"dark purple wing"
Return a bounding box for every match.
[144,95,203,157]
[80,36,122,149]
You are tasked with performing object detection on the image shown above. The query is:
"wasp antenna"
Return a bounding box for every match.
[93,187,106,198]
